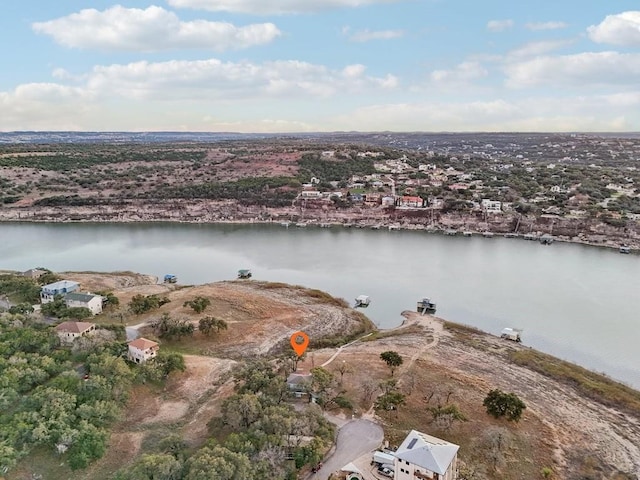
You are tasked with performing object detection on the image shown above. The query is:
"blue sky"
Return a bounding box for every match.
[2,0,640,132]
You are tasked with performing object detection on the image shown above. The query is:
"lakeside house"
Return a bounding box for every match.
[394,430,459,480]
[481,199,502,213]
[64,292,103,315]
[40,280,80,304]
[54,321,96,344]
[128,337,159,363]
[398,196,424,208]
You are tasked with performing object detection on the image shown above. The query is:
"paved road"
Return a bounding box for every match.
[310,419,383,480]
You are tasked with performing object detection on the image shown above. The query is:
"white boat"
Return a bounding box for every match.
[500,328,522,342]
[355,295,371,308]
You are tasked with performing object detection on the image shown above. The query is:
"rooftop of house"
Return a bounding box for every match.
[286,372,312,385]
[129,337,159,350]
[54,321,95,334]
[64,292,101,303]
[395,430,459,475]
[41,280,79,291]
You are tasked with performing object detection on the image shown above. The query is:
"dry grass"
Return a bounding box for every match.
[509,349,640,416]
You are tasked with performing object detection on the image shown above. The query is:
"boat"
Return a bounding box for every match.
[462,231,473,237]
[482,231,495,238]
[388,224,401,231]
[354,295,370,308]
[370,224,381,230]
[280,221,290,228]
[295,222,308,228]
[319,223,332,228]
[237,269,252,279]
[620,245,631,254]
[500,327,522,343]
[417,298,436,314]
[444,229,457,236]
[523,233,538,241]
[504,233,519,238]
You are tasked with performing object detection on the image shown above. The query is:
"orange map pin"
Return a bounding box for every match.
[290,331,309,357]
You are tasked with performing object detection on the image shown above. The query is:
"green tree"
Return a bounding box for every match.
[199,316,227,336]
[374,391,406,416]
[115,453,184,480]
[222,394,263,429]
[66,421,108,470]
[483,389,526,422]
[184,296,211,314]
[186,444,253,480]
[380,351,403,376]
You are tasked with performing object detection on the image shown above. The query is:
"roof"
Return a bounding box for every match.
[286,372,312,385]
[394,430,459,475]
[54,321,95,333]
[41,280,79,291]
[128,337,159,350]
[65,292,101,303]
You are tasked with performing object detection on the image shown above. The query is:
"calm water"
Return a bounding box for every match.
[2,222,639,388]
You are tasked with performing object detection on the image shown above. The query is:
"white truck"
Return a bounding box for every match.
[372,451,396,466]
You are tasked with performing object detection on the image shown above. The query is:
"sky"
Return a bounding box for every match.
[2,0,640,132]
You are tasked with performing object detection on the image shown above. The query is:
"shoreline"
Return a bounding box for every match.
[1,214,638,253]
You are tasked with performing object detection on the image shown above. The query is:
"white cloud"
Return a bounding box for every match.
[32,5,280,51]
[431,61,487,84]
[587,11,640,46]
[168,0,403,14]
[61,58,397,101]
[0,83,94,130]
[487,19,514,32]
[525,21,567,31]
[506,39,573,59]
[333,95,638,132]
[504,51,640,88]
[348,29,404,42]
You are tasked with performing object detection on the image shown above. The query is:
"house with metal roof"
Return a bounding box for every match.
[64,292,103,315]
[40,280,80,304]
[394,430,459,480]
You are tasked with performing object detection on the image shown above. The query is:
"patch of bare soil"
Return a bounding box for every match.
[60,271,158,293]
[130,281,372,358]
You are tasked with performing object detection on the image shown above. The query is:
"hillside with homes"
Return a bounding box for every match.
[0,133,639,250]
[0,269,639,480]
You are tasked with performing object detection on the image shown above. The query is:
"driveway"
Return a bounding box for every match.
[310,419,383,480]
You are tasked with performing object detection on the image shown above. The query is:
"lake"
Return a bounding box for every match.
[1,222,639,388]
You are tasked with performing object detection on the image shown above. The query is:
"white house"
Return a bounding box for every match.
[54,321,95,344]
[481,199,502,213]
[128,337,159,363]
[64,292,103,315]
[40,280,80,304]
[394,430,459,480]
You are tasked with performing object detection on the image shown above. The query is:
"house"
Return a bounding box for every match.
[54,321,95,344]
[394,430,459,480]
[300,189,323,199]
[286,371,312,398]
[382,196,396,207]
[127,337,159,363]
[481,199,502,213]
[364,193,382,206]
[64,292,103,315]
[23,268,46,279]
[40,280,80,304]
[398,196,424,208]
